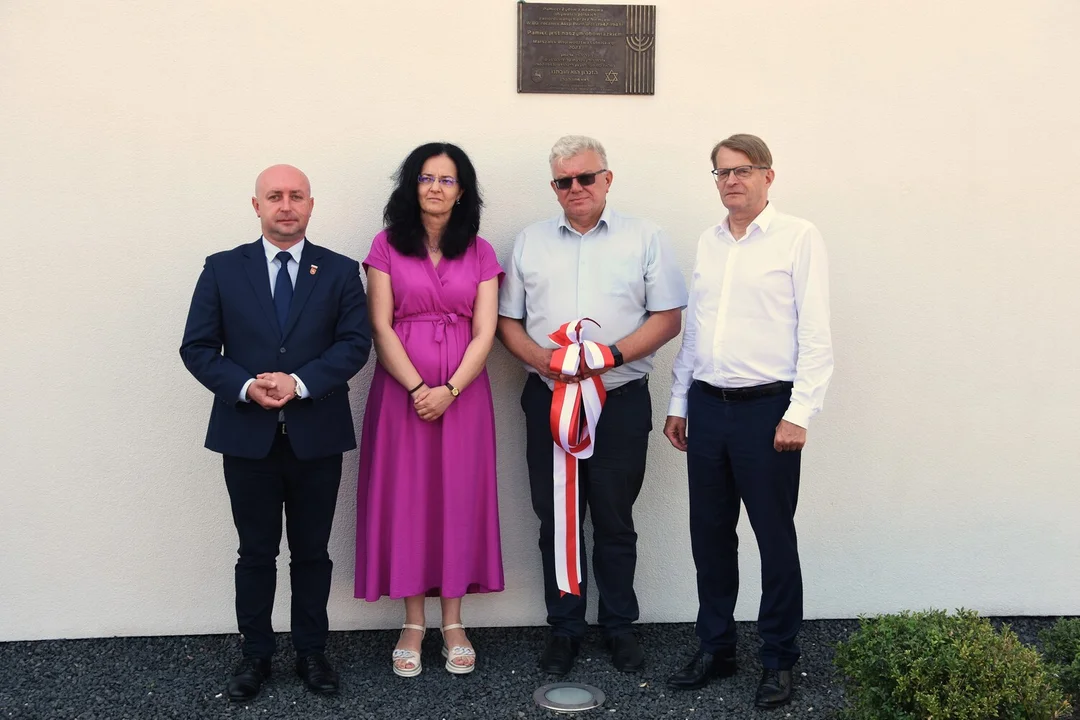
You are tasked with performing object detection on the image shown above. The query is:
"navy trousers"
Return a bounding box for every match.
[686,381,803,669]
[521,373,651,639]
[223,431,342,659]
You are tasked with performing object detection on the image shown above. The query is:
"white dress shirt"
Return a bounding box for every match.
[499,206,689,389]
[238,237,310,403]
[668,204,833,428]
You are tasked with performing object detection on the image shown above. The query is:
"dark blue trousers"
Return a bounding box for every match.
[521,374,651,639]
[686,381,803,669]
[223,431,342,659]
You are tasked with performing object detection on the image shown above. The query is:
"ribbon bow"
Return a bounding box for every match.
[433,312,458,343]
[547,318,615,596]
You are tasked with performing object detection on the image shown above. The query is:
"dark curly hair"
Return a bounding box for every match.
[383,142,483,260]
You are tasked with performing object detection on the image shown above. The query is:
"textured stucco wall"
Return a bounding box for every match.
[2,0,1079,642]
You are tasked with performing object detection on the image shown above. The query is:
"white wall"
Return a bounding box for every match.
[2,0,1078,642]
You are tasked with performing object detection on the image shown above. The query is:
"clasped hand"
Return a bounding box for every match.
[534,347,609,384]
[246,372,298,410]
[411,384,454,422]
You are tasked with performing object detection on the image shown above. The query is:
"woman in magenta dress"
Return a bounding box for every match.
[355,142,504,677]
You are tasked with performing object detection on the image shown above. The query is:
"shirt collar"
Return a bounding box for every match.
[558,204,612,236]
[721,202,775,239]
[261,237,306,264]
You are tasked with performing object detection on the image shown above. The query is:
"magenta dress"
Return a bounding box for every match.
[355,230,505,601]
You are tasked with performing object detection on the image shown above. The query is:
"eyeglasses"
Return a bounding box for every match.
[711,165,770,181]
[418,174,459,188]
[552,169,607,191]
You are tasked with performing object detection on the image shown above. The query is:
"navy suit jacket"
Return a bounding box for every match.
[180,239,372,460]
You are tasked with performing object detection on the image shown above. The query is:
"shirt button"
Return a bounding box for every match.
[279,347,286,354]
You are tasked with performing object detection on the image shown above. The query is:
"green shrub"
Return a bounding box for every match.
[1040,618,1080,703]
[834,608,1070,719]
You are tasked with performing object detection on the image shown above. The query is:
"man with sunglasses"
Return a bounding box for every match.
[663,134,833,710]
[497,135,687,676]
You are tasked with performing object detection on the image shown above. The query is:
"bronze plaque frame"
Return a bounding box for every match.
[517,2,656,95]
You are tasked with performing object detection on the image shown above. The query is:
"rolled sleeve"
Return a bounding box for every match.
[498,231,527,319]
[644,228,689,312]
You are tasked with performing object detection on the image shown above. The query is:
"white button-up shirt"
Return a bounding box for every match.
[500,206,689,390]
[668,204,833,428]
[238,237,310,403]
[264,236,303,296]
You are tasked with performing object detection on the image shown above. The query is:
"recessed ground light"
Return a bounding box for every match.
[533,682,606,713]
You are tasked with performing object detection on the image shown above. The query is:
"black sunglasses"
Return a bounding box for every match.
[552,169,607,191]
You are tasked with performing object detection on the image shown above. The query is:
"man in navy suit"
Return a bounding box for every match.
[180,164,371,702]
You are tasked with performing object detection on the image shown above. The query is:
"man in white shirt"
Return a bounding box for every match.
[498,135,688,676]
[663,135,833,710]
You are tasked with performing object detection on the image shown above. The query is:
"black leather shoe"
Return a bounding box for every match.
[606,634,645,672]
[755,668,793,709]
[667,649,737,690]
[295,653,340,695]
[227,657,271,703]
[539,635,580,675]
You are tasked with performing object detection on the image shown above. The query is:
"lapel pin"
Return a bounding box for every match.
[309,265,318,275]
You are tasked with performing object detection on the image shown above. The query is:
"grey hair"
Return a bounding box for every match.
[549,135,609,169]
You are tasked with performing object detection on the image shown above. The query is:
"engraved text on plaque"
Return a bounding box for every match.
[517,2,656,95]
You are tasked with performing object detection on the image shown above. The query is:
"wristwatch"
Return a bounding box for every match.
[445,382,460,397]
[609,345,624,368]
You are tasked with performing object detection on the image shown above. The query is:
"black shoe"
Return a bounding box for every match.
[606,634,645,672]
[667,649,737,690]
[227,657,271,703]
[539,635,580,675]
[295,653,340,695]
[755,668,793,709]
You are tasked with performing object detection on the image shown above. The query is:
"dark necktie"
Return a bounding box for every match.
[273,251,293,332]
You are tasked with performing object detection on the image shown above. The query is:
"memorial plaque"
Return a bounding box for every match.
[517,2,656,95]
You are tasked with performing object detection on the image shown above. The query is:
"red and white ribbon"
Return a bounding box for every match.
[548,318,615,596]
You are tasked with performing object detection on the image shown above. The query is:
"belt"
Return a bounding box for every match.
[526,373,648,396]
[607,374,649,397]
[395,312,460,343]
[695,379,792,402]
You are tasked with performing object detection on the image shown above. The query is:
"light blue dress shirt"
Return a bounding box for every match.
[499,206,688,390]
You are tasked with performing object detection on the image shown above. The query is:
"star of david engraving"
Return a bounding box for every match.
[605,70,619,84]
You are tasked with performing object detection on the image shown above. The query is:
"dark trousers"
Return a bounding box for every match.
[222,430,342,659]
[521,373,651,639]
[686,381,803,669]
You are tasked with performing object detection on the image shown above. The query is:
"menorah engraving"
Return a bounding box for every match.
[624,5,655,94]
[627,34,655,53]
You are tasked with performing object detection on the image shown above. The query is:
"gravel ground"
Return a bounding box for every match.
[0,618,1068,720]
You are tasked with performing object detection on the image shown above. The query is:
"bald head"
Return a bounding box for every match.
[255,164,311,197]
[252,164,314,248]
